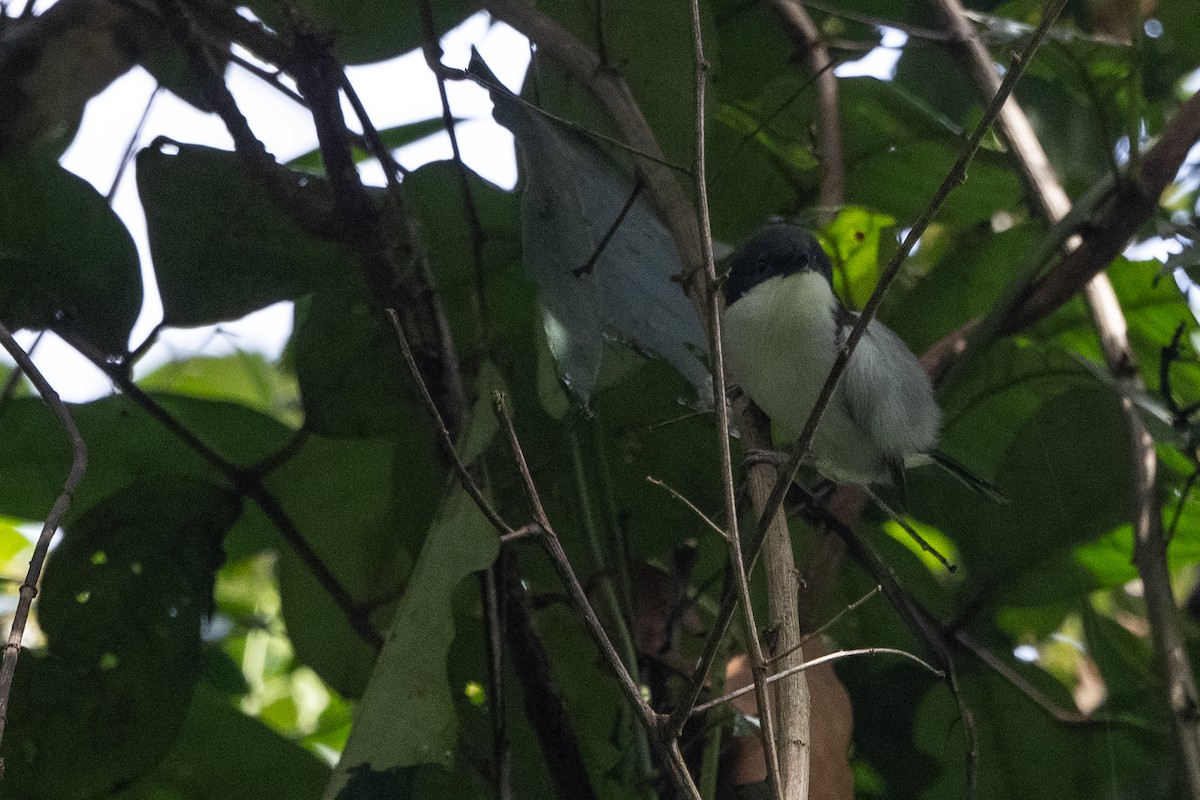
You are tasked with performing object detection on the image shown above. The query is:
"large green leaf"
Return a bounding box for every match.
[945,385,1134,604]
[137,138,362,327]
[0,155,140,355]
[291,292,411,437]
[138,352,302,427]
[0,481,241,799]
[0,394,293,529]
[266,433,423,698]
[325,483,499,795]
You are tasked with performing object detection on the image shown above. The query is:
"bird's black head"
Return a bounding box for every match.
[723,224,833,305]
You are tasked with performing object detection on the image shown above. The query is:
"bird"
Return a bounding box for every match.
[721,223,998,500]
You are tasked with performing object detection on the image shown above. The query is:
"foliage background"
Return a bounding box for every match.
[1,0,1200,798]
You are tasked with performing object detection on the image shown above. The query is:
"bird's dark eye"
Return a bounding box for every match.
[755,256,768,273]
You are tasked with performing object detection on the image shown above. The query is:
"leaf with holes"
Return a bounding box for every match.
[0,480,241,798]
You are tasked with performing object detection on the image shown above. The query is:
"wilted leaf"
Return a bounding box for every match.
[473,53,710,405]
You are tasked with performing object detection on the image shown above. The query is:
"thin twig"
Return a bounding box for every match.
[0,322,87,749]
[800,0,955,42]
[106,83,161,204]
[863,487,956,572]
[645,475,728,541]
[691,647,943,717]
[385,310,515,537]
[573,179,643,277]
[687,0,790,796]
[418,0,490,345]
[0,329,42,406]
[155,0,338,238]
[772,585,881,664]
[479,565,511,800]
[491,392,703,800]
[952,630,1098,726]
[772,0,843,221]
[338,76,410,181]
[1093,284,1200,793]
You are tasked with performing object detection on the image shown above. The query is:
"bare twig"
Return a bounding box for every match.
[1092,285,1200,794]
[573,179,643,277]
[106,83,160,204]
[385,310,515,538]
[691,647,943,717]
[0,322,87,749]
[502,554,598,800]
[952,630,1099,726]
[687,1,791,796]
[64,333,381,649]
[491,392,702,800]
[774,585,881,664]
[645,475,728,541]
[0,330,42,405]
[418,0,490,345]
[155,0,338,238]
[479,565,511,800]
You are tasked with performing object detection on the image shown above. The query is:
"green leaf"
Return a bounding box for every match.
[911,660,1173,799]
[940,385,1135,603]
[111,682,331,800]
[291,292,411,438]
[325,483,499,794]
[0,154,141,355]
[137,138,362,327]
[822,206,897,310]
[0,394,293,530]
[265,433,429,697]
[0,481,241,799]
[138,352,302,427]
[475,54,709,404]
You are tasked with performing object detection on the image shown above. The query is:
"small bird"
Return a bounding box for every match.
[722,224,994,498]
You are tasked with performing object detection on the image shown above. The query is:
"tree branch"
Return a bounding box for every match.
[771,0,844,220]
[0,322,87,754]
[1004,87,1200,333]
[491,393,703,800]
[687,0,791,796]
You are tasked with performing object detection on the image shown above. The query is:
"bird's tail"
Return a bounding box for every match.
[929,450,1008,504]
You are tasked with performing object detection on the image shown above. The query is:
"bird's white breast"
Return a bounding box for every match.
[722,273,889,484]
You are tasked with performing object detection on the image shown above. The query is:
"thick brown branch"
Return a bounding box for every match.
[1004,88,1200,333]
